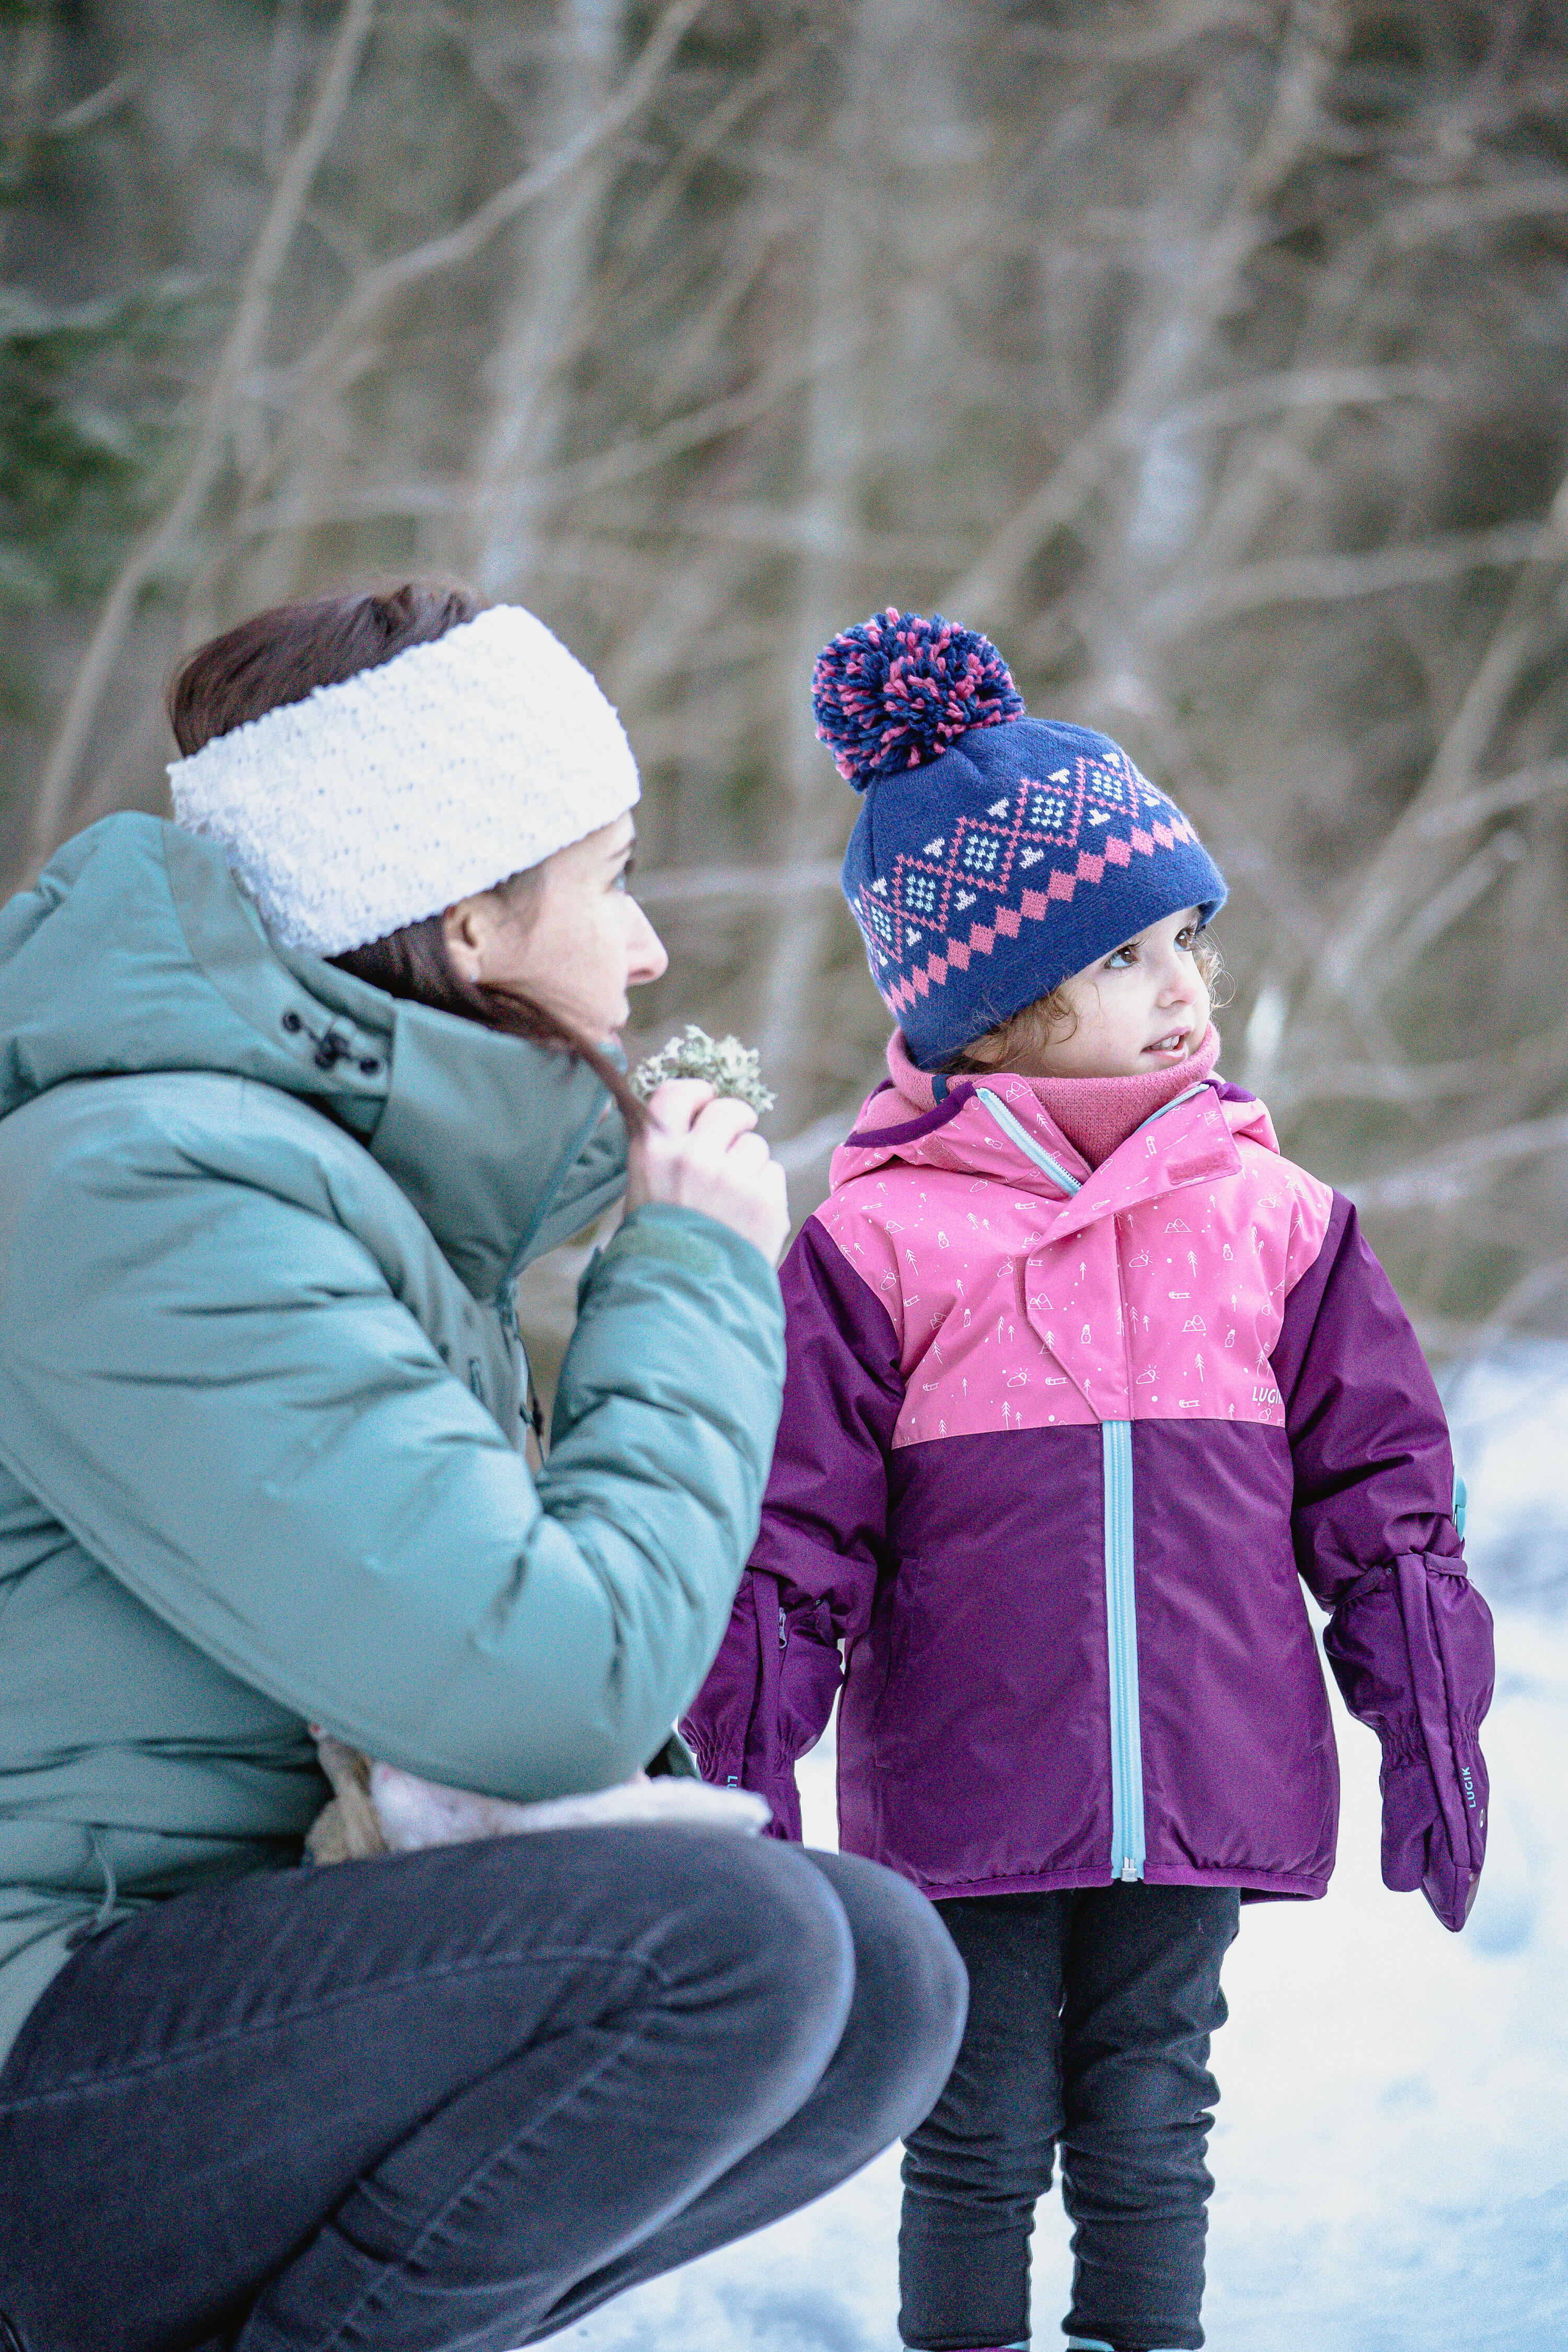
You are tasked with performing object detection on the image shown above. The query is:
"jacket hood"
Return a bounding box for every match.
[0,813,625,1298]
[829,1030,1280,1243]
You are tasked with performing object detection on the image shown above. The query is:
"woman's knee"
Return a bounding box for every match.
[800,1850,969,2142]
[649,1830,859,2086]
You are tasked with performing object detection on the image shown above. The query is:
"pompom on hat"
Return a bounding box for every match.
[169,603,639,958]
[814,607,1227,1069]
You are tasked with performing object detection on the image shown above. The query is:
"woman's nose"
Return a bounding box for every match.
[626,900,668,988]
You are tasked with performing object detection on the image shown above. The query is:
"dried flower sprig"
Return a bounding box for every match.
[629,1024,776,1115]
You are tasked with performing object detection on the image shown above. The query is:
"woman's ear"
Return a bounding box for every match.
[441,895,492,987]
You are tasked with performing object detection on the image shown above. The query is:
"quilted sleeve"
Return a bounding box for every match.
[681,1212,904,1839]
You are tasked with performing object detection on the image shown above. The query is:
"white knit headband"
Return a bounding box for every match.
[168,604,640,958]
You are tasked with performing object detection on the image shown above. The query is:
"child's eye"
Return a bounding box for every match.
[1177,925,1197,950]
[1105,942,1137,969]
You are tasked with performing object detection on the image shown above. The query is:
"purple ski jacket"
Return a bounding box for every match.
[682,1051,1494,1931]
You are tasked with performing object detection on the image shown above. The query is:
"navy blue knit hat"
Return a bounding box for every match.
[814,608,1228,1069]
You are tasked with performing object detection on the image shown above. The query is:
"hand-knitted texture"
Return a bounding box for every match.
[168,604,640,958]
[812,605,1024,788]
[817,610,1226,1070]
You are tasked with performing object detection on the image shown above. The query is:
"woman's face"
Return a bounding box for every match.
[443,814,668,1042]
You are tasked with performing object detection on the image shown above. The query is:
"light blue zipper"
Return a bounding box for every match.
[976,1087,1084,1196]
[1102,1417,1144,1880]
[975,1084,1149,1882]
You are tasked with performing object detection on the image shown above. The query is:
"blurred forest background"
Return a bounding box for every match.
[3,0,1568,1376]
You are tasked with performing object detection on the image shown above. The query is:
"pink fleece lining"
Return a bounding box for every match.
[879,1023,1222,1168]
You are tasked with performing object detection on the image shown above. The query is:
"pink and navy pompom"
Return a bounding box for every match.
[822,602,1229,1069]
[812,607,1024,792]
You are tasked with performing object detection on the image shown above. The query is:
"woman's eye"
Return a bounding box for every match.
[613,866,631,893]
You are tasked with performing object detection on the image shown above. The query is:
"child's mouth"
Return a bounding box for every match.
[1143,1031,1190,1058]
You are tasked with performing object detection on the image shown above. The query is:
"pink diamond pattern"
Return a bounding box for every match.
[848,747,1200,1018]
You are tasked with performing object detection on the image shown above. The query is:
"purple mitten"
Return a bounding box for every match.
[779,1600,844,1765]
[1380,1751,1437,1894]
[1380,1749,1482,1930]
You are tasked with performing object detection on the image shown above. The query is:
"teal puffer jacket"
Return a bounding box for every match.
[0,814,786,2065]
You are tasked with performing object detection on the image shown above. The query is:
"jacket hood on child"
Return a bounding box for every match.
[686,1040,1492,1929]
[0,813,786,2069]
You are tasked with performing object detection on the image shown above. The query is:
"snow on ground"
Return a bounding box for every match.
[568,1350,1568,2351]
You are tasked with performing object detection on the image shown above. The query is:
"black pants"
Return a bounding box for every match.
[900,1884,1240,2352]
[0,1828,966,2352]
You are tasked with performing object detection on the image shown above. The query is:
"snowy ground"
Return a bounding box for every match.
[568,1347,1568,2351]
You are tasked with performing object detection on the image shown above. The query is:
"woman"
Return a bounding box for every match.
[0,585,966,2351]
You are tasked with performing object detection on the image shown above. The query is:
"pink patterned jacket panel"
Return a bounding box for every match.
[818,1074,1335,1443]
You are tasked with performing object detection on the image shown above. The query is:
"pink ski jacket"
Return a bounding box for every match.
[683,1054,1494,1929]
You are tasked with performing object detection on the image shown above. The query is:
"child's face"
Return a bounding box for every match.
[1013,905,1211,1078]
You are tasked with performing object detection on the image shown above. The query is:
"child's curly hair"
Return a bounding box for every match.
[944,928,1230,1076]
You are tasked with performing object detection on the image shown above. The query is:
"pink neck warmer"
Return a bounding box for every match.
[883,1023,1223,1169]
[1012,1023,1222,1168]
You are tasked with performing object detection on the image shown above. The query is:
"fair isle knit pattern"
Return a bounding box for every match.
[169,604,640,958]
[814,610,1227,1069]
[853,741,1201,1018]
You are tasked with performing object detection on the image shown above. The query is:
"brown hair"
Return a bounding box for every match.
[944,927,1228,1076]
[167,583,644,1129]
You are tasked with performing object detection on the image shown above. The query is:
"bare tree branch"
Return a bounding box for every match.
[947,0,1349,627]
[462,0,628,594]
[525,332,875,508]
[1368,827,1525,991]
[19,0,378,883]
[1348,1114,1568,1211]
[1010,2,1266,65]
[1415,759,1568,838]
[1319,556,1567,995]
[1162,363,1458,437]
[941,369,1453,628]
[273,0,711,417]
[1141,521,1563,642]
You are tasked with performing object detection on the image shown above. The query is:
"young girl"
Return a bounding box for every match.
[683,609,1494,2352]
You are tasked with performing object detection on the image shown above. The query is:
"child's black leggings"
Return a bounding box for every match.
[900,1882,1240,2352]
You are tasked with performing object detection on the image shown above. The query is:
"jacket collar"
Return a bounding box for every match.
[0,816,626,1305]
[833,1043,1265,1238]
[169,826,625,1304]
[365,996,614,1300]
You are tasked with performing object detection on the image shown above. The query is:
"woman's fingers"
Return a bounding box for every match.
[625,1084,790,1265]
[689,1095,760,1150]
[642,1077,718,1132]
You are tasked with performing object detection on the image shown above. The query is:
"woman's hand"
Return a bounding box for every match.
[626,1080,790,1267]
